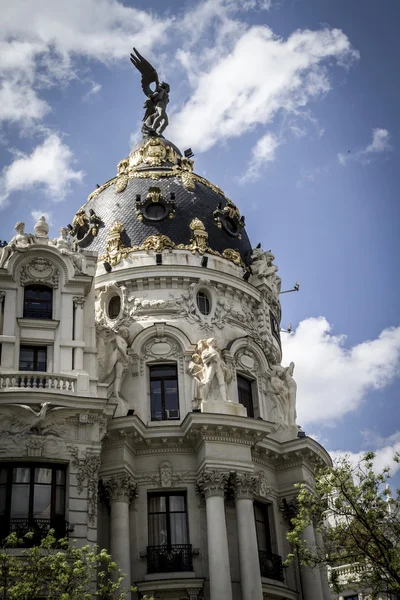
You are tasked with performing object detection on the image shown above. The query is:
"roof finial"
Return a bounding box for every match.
[130,48,170,139]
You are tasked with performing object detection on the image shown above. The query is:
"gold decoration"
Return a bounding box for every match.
[103,221,129,266]
[186,218,209,254]
[181,170,196,191]
[148,187,162,203]
[87,179,116,201]
[222,249,243,267]
[116,159,129,193]
[141,235,175,253]
[72,209,87,228]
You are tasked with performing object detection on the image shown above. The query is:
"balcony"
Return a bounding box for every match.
[258,550,284,582]
[0,372,76,393]
[0,516,69,546]
[147,544,193,574]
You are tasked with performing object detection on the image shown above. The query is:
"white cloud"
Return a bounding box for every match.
[0,134,84,205]
[82,82,102,102]
[281,317,400,427]
[239,133,281,182]
[338,127,391,166]
[330,433,400,478]
[170,25,358,152]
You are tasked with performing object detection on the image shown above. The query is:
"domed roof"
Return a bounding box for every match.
[71,136,252,267]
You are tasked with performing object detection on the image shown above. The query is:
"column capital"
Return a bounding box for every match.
[101,473,138,504]
[233,472,259,500]
[73,296,86,308]
[197,469,229,498]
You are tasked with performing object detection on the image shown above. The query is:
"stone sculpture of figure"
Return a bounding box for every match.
[196,338,232,403]
[251,247,279,291]
[130,47,170,137]
[268,362,297,427]
[187,353,204,410]
[52,227,83,272]
[98,326,132,401]
[0,222,36,269]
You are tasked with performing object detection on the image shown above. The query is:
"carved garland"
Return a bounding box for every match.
[68,446,101,524]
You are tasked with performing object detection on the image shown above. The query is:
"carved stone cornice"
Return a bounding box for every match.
[233,472,259,500]
[73,296,86,308]
[196,469,229,499]
[101,474,138,504]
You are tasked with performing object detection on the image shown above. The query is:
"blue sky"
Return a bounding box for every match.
[1,0,399,476]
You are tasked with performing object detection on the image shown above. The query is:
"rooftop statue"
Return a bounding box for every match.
[130,47,170,138]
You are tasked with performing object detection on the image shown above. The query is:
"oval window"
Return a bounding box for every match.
[196,290,211,315]
[223,216,238,236]
[108,295,121,319]
[145,203,167,221]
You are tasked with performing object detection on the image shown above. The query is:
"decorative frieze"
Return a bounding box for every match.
[196,469,230,498]
[101,473,138,504]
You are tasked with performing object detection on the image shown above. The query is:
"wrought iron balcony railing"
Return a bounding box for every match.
[0,516,69,546]
[258,550,284,581]
[147,544,193,573]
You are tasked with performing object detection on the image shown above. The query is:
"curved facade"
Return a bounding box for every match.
[0,135,332,600]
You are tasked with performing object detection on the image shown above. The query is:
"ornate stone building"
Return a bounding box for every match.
[0,52,333,600]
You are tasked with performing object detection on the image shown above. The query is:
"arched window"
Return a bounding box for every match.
[196,290,211,315]
[23,285,53,320]
[108,295,121,320]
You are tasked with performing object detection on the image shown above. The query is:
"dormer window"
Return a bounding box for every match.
[23,285,53,320]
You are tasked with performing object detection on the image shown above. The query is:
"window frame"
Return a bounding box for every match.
[19,345,47,372]
[149,364,180,421]
[254,500,273,554]
[196,290,211,316]
[147,491,189,547]
[237,374,255,418]
[23,284,53,320]
[108,295,121,320]
[0,463,67,540]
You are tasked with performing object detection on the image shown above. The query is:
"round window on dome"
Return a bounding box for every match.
[108,295,121,320]
[144,203,167,221]
[196,290,211,316]
[223,216,238,236]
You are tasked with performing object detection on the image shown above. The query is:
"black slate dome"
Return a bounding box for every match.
[72,136,252,266]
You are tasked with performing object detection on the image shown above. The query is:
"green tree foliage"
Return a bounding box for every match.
[285,452,400,598]
[0,530,138,600]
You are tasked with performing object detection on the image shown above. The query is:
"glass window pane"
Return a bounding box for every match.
[19,349,35,371]
[33,485,51,518]
[10,485,30,518]
[0,485,6,515]
[36,350,47,372]
[148,495,166,513]
[164,381,178,410]
[148,513,167,545]
[55,487,65,515]
[150,380,162,420]
[34,468,52,484]
[150,366,177,378]
[0,468,8,484]
[55,469,65,486]
[169,496,185,512]
[13,467,31,483]
[170,513,188,544]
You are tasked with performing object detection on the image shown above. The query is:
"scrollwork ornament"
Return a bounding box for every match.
[20,257,60,288]
[257,471,271,498]
[68,446,101,524]
[196,469,229,498]
[101,474,138,504]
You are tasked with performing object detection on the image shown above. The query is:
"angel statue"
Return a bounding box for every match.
[130,47,170,137]
[97,326,133,415]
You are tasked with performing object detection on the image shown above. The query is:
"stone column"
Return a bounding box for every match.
[73,296,85,370]
[233,472,263,600]
[314,527,332,600]
[197,470,232,600]
[102,474,137,600]
[299,524,325,599]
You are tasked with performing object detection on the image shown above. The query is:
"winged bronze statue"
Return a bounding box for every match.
[130,48,170,138]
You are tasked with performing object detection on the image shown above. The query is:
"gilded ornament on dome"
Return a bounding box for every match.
[116,159,129,193]
[181,170,195,191]
[143,137,167,166]
[187,218,209,254]
[141,234,175,253]
[102,221,128,266]
[222,249,244,267]
[70,208,102,243]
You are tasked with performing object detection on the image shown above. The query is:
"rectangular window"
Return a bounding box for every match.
[237,375,254,417]
[0,463,67,544]
[147,492,192,573]
[150,365,179,421]
[254,501,284,582]
[19,346,47,372]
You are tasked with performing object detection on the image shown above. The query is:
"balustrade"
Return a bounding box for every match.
[0,372,76,393]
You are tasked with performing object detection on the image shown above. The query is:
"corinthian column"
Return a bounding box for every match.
[102,474,138,600]
[233,473,263,600]
[197,470,232,600]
